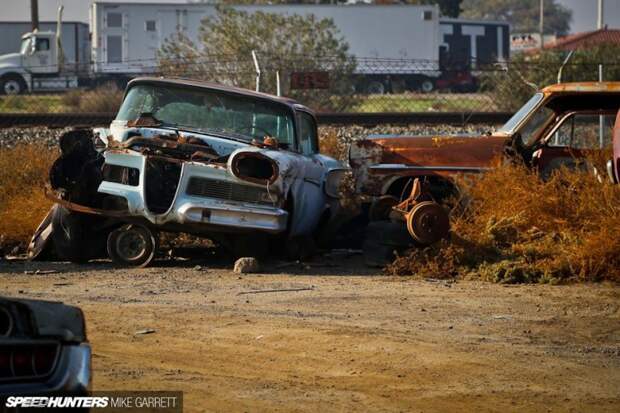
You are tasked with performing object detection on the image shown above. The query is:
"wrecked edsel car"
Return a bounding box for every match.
[0,297,90,399]
[350,82,620,263]
[37,78,345,266]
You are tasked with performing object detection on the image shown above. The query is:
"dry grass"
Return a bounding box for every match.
[0,143,56,251]
[388,160,620,283]
[61,83,123,113]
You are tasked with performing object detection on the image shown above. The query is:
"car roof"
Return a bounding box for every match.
[126,77,315,115]
[542,82,620,94]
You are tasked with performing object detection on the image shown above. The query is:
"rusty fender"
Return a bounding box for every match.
[349,135,506,196]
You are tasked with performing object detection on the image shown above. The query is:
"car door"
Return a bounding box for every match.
[287,111,327,236]
[533,111,616,178]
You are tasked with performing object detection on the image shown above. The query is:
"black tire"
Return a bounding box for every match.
[362,221,413,267]
[51,206,106,263]
[420,79,435,93]
[285,235,317,261]
[230,234,271,260]
[106,225,157,267]
[0,74,27,95]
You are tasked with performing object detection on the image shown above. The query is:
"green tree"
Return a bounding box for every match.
[461,0,572,35]
[157,6,356,110]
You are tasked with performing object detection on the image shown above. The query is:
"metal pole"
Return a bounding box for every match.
[251,50,261,92]
[598,0,604,148]
[539,0,544,50]
[30,0,39,31]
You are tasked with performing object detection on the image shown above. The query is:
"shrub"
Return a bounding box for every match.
[387,160,620,283]
[61,83,123,113]
[0,143,56,251]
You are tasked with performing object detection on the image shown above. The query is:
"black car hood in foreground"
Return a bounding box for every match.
[0,297,86,343]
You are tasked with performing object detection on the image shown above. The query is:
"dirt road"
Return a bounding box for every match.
[1,254,619,412]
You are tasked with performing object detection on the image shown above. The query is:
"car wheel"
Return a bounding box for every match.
[1,75,26,95]
[107,225,157,267]
[362,221,412,267]
[51,206,106,263]
[406,201,450,245]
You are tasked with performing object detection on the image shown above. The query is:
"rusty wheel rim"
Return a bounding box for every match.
[406,201,450,245]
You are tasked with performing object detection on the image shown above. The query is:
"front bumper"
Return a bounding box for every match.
[97,151,289,233]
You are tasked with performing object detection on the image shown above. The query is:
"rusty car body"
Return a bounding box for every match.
[38,78,345,266]
[351,82,620,199]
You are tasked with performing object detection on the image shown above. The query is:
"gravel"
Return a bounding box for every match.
[0,123,499,149]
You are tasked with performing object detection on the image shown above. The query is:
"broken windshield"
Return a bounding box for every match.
[116,84,296,146]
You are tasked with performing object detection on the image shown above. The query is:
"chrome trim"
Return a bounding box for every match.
[369,164,490,172]
[607,159,618,184]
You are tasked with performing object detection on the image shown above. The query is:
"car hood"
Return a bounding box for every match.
[349,133,509,171]
[108,123,249,157]
[0,53,22,69]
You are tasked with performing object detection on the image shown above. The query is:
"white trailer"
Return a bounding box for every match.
[90,2,441,92]
[0,2,508,94]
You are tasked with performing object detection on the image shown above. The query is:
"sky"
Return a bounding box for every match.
[0,0,619,34]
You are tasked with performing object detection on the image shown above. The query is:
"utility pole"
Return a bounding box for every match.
[598,0,605,148]
[30,0,39,31]
[539,0,544,50]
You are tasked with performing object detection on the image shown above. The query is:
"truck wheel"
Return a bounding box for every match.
[366,81,385,95]
[420,79,435,93]
[107,225,157,267]
[0,75,26,95]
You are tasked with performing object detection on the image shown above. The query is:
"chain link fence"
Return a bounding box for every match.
[1,56,618,116]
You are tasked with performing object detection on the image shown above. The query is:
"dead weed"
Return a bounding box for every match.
[0,143,56,251]
[388,162,620,283]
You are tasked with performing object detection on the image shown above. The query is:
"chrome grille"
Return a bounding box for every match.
[186,177,273,205]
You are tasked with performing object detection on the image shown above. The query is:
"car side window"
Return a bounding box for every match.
[298,113,318,155]
[549,113,615,149]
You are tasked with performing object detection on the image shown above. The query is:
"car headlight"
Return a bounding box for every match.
[324,169,347,198]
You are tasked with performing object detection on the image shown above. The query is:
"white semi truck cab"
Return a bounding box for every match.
[0,6,78,95]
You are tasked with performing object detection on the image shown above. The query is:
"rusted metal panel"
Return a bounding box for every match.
[350,134,505,195]
[542,81,620,94]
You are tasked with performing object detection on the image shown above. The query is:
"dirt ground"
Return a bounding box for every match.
[1,253,619,413]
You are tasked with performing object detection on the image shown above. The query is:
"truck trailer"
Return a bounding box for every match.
[0,2,509,95]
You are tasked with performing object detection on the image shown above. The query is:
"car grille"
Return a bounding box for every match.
[186,177,274,205]
[145,158,182,214]
[0,343,59,382]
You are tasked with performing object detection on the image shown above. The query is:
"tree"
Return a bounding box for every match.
[157,6,356,110]
[461,0,572,36]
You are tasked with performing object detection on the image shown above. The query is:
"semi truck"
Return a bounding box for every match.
[0,2,510,95]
